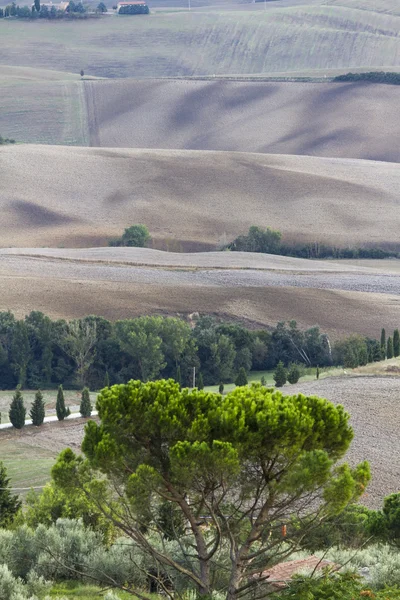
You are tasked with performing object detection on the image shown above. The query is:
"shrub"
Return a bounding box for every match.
[287,363,301,384]
[109,224,151,247]
[235,367,248,387]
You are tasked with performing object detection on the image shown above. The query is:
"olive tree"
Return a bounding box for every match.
[53,380,370,600]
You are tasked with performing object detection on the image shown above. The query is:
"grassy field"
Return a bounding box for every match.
[1,145,399,248]
[0,67,89,145]
[84,79,400,162]
[0,3,399,78]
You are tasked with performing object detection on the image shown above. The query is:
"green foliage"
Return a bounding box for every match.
[234,367,248,387]
[381,328,386,358]
[230,225,282,254]
[394,329,400,358]
[335,71,400,85]
[218,382,224,394]
[97,1,107,11]
[79,387,92,418]
[62,379,368,597]
[0,135,16,144]
[0,462,21,527]
[109,224,150,247]
[118,3,149,13]
[30,389,45,426]
[197,372,204,389]
[334,335,369,368]
[273,360,287,386]
[55,385,70,421]
[287,363,301,384]
[387,336,394,359]
[9,386,26,429]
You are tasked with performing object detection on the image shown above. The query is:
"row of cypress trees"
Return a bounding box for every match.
[7,385,92,429]
[380,328,400,360]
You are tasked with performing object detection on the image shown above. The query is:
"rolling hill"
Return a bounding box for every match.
[0,1,399,78]
[1,144,399,249]
[85,79,400,162]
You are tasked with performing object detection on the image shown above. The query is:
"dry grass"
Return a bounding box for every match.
[1,144,399,248]
[289,376,400,508]
[0,3,399,78]
[84,79,400,162]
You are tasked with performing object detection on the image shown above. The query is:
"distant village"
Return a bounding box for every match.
[0,0,149,17]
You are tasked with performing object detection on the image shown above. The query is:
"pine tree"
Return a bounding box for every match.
[0,461,21,527]
[273,361,287,387]
[260,375,266,386]
[381,328,386,359]
[387,337,394,360]
[235,367,248,387]
[30,389,45,426]
[394,329,400,358]
[9,386,26,429]
[287,363,300,384]
[197,373,204,390]
[104,371,110,388]
[56,385,70,421]
[316,366,320,379]
[218,382,224,394]
[80,387,92,418]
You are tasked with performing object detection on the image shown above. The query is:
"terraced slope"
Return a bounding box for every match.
[85,79,400,162]
[0,2,399,78]
[1,144,399,248]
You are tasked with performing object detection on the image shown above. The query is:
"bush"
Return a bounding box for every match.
[235,367,248,386]
[109,224,151,247]
[287,363,301,384]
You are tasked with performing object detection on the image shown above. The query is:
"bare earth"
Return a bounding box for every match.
[1,145,399,248]
[85,79,400,163]
[289,376,400,508]
[0,249,399,338]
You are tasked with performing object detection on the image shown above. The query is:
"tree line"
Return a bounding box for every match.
[0,310,394,390]
[226,225,399,259]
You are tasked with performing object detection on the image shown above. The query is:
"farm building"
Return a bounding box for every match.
[116,0,149,13]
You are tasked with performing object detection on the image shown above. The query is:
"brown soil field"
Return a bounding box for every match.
[0,249,398,338]
[1,144,399,248]
[289,376,400,508]
[85,79,400,162]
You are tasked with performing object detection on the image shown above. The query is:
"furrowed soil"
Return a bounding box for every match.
[1,145,399,248]
[0,249,399,338]
[84,79,400,162]
[290,376,400,508]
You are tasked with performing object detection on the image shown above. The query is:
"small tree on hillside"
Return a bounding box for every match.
[0,462,21,527]
[387,336,394,360]
[394,329,400,358]
[218,382,224,394]
[80,387,92,418]
[287,363,301,384]
[9,386,26,429]
[56,385,70,421]
[30,389,45,426]
[97,1,107,10]
[121,224,150,247]
[273,361,287,387]
[235,367,248,387]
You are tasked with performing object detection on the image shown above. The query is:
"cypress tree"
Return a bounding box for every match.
[0,461,21,527]
[197,373,204,390]
[56,385,70,421]
[387,337,394,360]
[30,389,45,426]
[235,367,248,387]
[218,382,224,394]
[394,329,400,358]
[80,387,92,418]
[104,371,110,388]
[381,328,386,359]
[175,365,181,387]
[273,361,287,387]
[260,375,266,386]
[9,386,26,429]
